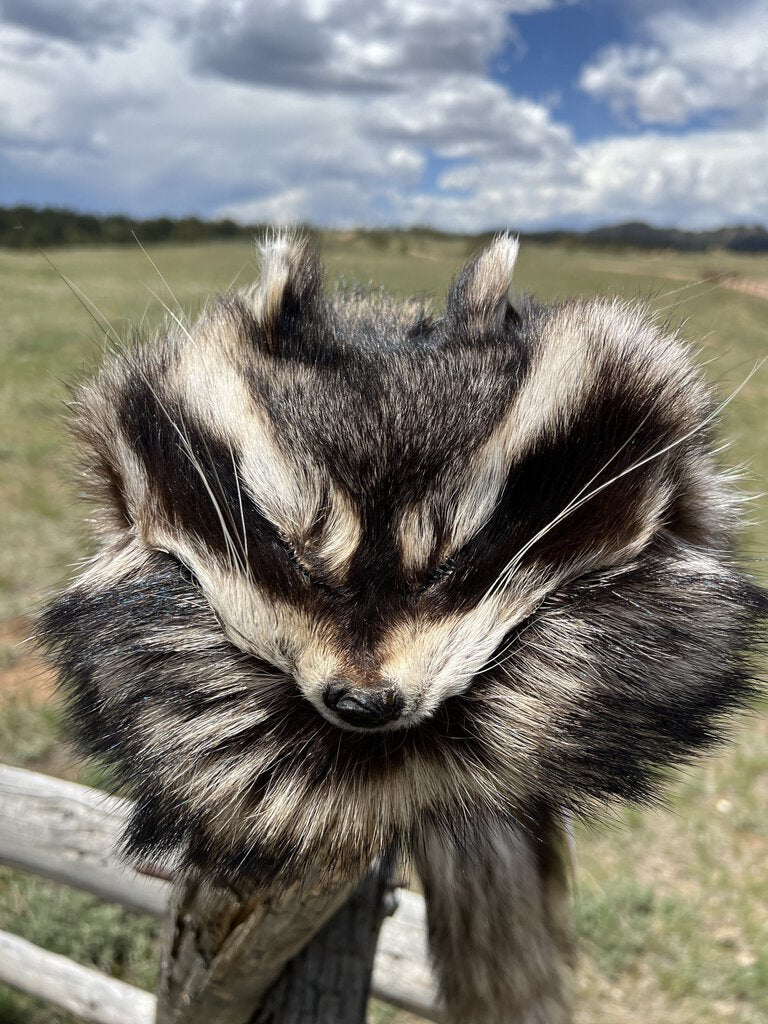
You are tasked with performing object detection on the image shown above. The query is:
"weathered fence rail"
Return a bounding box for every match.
[0,764,440,1023]
[0,931,156,1024]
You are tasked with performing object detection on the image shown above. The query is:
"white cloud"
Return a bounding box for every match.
[0,0,766,232]
[0,1,569,223]
[0,0,152,46]
[0,16,396,213]
[191,0,559,92]
[370,76,571,160]
[580,2,768,126]
[391,120,768,232]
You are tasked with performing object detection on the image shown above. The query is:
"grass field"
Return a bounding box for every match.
[0,232,766,1023]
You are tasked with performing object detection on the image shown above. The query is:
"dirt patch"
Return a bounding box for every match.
[719,275,768,301]
[585,259,768,302]
[0,616,56,705]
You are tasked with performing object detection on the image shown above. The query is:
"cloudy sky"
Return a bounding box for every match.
[1,0,766,231]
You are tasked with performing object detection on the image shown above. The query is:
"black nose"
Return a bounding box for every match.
[323,680,404,728]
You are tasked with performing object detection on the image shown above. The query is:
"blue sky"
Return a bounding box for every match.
[0,0,766,231]
[491,3,627,141]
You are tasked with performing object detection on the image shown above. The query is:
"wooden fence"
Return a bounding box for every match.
[0,764,440,1023]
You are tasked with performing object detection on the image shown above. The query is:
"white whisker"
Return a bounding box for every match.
[145,285,198,346]
[225,260,256,293]
[39,250,123,356]
[655,281,726,314]
[653,273,725,303]
[230,442,250,566]
[132,364,248,579]
[132,231,188,324]
[43,250,253,580]
[484,358,766,602]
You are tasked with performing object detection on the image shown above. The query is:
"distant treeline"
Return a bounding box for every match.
[0,206,267,248]
[527,221,768,253]
[1,205,767,253]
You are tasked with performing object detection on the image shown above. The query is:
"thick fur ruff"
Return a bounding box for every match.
[40,235,767,897]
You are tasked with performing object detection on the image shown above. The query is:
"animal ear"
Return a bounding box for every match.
[250,232,327,358]
[445,233,520,339]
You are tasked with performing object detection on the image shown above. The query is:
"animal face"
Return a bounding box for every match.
[40,235,766,886]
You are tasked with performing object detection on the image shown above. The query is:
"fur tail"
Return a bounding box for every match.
[414,811,573,1024]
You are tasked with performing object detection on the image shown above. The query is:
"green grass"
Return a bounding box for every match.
[0,233,766,1023]
[572,713,768,1023]
[0,868,161,1024]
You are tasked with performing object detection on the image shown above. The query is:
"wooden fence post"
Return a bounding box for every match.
[155,855,395,1024]
[249,859,396,1024]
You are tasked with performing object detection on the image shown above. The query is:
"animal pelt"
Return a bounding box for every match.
[39,234,766,1019]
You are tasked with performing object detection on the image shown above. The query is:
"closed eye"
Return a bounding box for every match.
[418,556,457,593]
[276,534,336,593]
[277,534,311,580]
